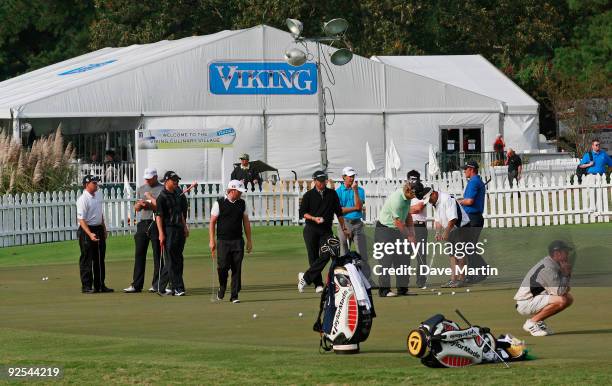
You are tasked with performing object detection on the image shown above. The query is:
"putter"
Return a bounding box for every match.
[455,309,510,368]
[157,246,166,297]
[96,237,103,292]
[210,250,219,303]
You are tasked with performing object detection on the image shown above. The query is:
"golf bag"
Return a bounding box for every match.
[313,237,376,354]
[407,314,529,367]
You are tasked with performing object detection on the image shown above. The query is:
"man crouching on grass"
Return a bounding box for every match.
[514,240,574,336]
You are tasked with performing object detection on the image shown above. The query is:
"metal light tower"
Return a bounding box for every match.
[284,18,353,172]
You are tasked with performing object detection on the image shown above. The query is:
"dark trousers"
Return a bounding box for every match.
[508,170,519,188]
[375,222,409,295]
[217,239,244,300]
[413,224,428,287]
[158,226,186,292]
[131,220,164,291]
[467,213,487,274]
[78,225,107,290]
[303,225,333,287]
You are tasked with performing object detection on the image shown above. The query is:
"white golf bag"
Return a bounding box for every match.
[407,314,529,367]
[313,237,376,354]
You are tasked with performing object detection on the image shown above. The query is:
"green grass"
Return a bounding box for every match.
[1,225,612,385]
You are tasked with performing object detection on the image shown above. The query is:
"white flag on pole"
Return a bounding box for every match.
[428,144,440,176]
[123,173,133,199]
[366,141,376,174]
[389,140,401,170]
[384,146,393,178]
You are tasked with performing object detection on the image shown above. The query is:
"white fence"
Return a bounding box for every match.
[482,158,580,181]
[1,174,611,247]
[75,162,136,185]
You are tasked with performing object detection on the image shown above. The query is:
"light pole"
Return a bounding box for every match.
[284,18,353,172]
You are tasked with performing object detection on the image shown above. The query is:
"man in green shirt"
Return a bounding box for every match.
[374,183,416,297]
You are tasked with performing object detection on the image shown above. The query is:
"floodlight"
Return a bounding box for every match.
[285,48,307,66]
[323,18,349,36]
[286,18,303,38]
[330,48,353,66]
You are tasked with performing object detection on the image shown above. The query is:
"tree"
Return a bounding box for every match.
[0,0,95,81]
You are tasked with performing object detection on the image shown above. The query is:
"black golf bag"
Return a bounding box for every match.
[407,314,529,367]
[313,237,376,354]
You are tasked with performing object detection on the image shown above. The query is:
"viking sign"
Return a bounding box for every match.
[209,61,317,95]
[137,128,236,149]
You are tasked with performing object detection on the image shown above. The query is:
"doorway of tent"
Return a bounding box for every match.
[438,126,483,172]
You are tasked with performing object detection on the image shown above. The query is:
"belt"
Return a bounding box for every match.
[139,219,154,223]
[347,219,362,225]
[375,221,388,228]
[414,221,426,226]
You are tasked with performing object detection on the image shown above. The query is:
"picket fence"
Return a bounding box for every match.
[1,174,610,247]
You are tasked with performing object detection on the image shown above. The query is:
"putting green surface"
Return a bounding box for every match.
[1,225,611,385]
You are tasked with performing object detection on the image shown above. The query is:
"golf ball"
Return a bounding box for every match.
[298,312,303,317]
[437,291,442,296]
[252,313,257,319]
[451,291,456,295]
[466,289,471,293]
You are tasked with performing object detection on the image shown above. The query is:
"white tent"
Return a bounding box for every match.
[371,55,540,153]
[0,26,538,181]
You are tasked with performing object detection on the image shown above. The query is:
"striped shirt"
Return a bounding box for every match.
[514,256,570,301]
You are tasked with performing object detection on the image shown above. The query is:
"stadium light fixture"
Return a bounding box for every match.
[284,18,353,172]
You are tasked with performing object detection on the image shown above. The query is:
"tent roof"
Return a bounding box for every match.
[371,55,538,114]
[0,26,507,119]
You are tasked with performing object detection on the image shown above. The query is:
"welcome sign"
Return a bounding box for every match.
[137,128,236,149]
[209,61,317,95]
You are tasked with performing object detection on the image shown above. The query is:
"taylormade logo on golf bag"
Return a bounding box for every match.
[209,61,317,95]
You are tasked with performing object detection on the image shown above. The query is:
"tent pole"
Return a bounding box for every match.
[11,109,20,143]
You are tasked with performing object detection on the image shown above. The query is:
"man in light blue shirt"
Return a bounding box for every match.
[336,166,370,278]
[578,139,612,175]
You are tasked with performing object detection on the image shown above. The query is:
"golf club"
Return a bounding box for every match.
[157,246,166,297]
[210,249,219,303]
[96,237,102,292]
[180,181,198,196]
[455,309,510,368]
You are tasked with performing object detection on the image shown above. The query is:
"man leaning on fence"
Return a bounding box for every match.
[578,139,612,177]
[76,175,113,294]
[123,168,165,294]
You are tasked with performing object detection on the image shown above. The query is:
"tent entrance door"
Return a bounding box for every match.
[439,127,482,171]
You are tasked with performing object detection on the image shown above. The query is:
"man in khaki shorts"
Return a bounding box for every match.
[514,240,574,336]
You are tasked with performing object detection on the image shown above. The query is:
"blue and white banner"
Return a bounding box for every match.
[209,61,317,95]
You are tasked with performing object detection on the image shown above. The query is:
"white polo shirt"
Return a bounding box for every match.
[434,191,470,228]
[76,190,104,226]
[211,195,249,217]
[410,198,427,222]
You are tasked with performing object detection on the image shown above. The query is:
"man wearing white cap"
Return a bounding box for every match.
[209,180,253,303]
[124,168,165,293]
[336,166,370,278]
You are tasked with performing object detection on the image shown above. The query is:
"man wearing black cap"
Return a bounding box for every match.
[76,175,113,293]
[458,160,487,283]
[297,170,349,293]
[155,171,189,296]
[231,153,262,191]
[514,240,574,336]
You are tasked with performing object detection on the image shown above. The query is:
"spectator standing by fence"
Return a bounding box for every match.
[578,139,612,176]
[493,134,505,162]
[506,148,523,188]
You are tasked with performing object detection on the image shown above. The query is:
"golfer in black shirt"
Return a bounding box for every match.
[155,171,189,296]
[297,170,349,293]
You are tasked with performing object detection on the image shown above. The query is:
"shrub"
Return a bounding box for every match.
[0,126,77,194]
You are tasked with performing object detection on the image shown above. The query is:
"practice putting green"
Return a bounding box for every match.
[1,225,611,385]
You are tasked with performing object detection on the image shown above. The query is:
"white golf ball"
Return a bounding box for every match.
[298,312,303,317]
[437,291,442,296]
[252,313,257,319]
[451,291,456,295]
[466,289,471,293]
